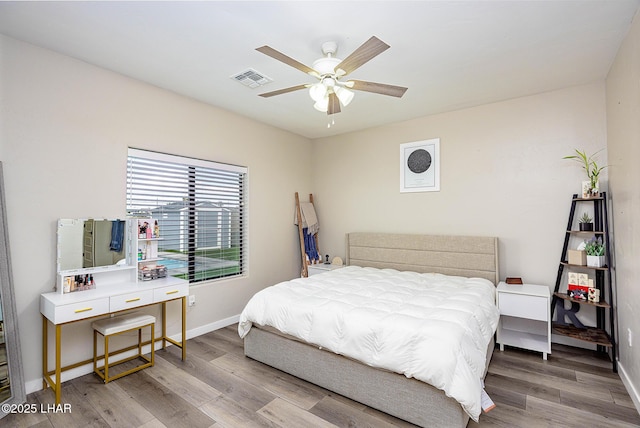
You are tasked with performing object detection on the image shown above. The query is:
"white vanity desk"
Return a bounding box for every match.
[41,269,188,405]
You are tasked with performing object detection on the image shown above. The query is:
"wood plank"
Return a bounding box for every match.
[176,336,226,362]
[114,371,215,428]
[159,347,276,412]
[144,355,222,407]
[199,394,279,428]
[559,389,640,425]
[257,398,337,428]
[309,396,403,428]
[471,402,552,427]
[491,350,577,381]
[211,352,327,410]
[488,363,614,402]
[69,372,156,428]
[483,374,533,409]
[0,392,50,427]
[525,395,640,428]
[35,382,111,428]
[137,419,168,428]
[197,329,244,357]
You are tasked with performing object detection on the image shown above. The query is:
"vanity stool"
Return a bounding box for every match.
[92,313,156,383]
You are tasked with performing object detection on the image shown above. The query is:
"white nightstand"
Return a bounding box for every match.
[496,282,551,360]
[307,264,344,276]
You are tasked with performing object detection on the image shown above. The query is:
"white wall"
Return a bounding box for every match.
[606,8,640,410]
[312,83,608,288]
[0,35,311,389]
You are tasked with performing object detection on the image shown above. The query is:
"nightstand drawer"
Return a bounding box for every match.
[499,293,548,321]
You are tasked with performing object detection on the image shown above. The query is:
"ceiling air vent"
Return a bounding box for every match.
[231,68,272,88]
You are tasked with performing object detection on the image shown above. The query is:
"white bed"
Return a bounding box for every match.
[240,232,500,427]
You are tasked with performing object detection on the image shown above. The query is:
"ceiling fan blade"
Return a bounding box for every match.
[258,84,308,98]
[327,92,341,115]
[348,80,408,98]
[256,46,320,78]
[335,36,390,76]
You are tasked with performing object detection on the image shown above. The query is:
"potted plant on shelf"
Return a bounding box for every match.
[563,149,607,197]
[585,236,605,267]
[578,212,593,231]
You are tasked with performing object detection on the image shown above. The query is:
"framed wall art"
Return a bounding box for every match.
[400,138,440,193]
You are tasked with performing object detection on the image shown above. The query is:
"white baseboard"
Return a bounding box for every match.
[185,314,240,340]
[618,361,640,415]
[25,314,241,395]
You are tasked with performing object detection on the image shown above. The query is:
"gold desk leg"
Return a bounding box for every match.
[42,315,47,390]
[182,296,187,360]
[162,301,167,349]
[55,324,61,405]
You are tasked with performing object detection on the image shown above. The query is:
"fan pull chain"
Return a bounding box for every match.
[327,116,336,128]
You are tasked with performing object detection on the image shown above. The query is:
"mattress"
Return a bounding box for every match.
[238,266,500,420]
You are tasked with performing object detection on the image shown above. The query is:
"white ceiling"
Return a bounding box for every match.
[0,1,638,139]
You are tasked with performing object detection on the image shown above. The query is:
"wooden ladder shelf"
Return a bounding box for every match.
[550,192,617,372]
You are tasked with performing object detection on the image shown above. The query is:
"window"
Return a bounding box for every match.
[127,148,247,284]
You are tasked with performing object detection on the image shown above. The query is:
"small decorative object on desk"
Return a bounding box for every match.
[138,265,167,281]
[62,274,96,293]
[588,287,601,303]
[505,277,523,285]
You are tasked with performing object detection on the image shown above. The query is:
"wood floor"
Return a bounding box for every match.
[3,324,639,428]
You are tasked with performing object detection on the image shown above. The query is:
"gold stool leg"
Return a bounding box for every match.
[104,334,109,383]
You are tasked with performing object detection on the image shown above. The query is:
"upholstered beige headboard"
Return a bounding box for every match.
[345,232,499,284]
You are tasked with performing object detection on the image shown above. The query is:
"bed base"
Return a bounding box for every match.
[244,326,495,428]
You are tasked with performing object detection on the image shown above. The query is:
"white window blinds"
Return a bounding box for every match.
[127,148,247,283]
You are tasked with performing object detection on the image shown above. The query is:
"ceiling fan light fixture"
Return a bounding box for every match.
[312,57,341,75]
[334,86,354,106]
[309,82,327,102]
[313,97,329,112]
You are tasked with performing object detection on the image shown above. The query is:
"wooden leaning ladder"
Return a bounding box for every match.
[295,192,319,278]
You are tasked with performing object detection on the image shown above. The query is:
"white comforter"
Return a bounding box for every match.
[238,266,499,421]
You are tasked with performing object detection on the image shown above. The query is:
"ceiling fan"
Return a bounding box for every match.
[256,36,408,115]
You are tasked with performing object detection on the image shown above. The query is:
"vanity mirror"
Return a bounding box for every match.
[0,162,26,418]
[57,218,129,272]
